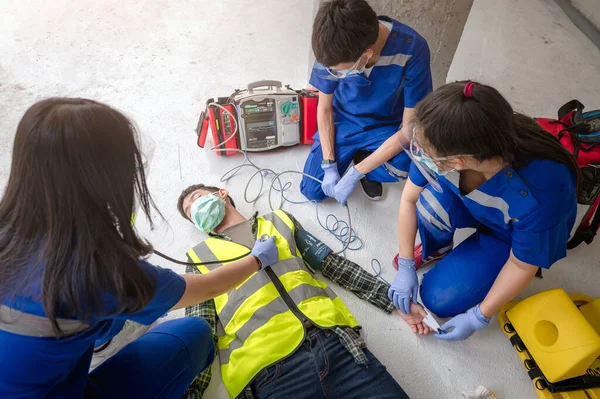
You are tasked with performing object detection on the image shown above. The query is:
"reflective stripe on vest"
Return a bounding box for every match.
[187,210,358,397]
[187,239,252,314]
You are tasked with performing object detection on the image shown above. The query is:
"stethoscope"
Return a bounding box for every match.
[152,234,271,266]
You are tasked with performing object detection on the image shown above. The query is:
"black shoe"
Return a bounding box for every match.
[359,177,383,200]
[353,151,383,201]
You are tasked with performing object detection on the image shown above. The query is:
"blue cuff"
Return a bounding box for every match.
[396,257,416,270]
[321,162,338,171]
[346,166,365,181]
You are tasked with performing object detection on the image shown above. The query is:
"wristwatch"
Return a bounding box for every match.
[321,159,336,165]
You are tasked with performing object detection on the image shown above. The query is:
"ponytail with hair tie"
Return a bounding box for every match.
[414,80,581,192]
[463,81,475,98]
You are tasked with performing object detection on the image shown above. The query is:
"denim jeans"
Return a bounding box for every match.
[86,317,215,399]
[251,326,409,399]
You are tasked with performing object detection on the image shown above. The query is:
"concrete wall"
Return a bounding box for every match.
[367,0,473,88]
[571,0,600,30]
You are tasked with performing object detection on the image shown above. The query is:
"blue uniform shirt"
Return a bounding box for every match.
[309,16,432,136]
[0,260,185,398]
[409,159,577,268]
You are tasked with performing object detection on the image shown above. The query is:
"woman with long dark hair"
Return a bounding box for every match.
[0,98,278,397]
[388,81,579,340]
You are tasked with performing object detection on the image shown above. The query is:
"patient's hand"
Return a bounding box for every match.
[396,302,432,335]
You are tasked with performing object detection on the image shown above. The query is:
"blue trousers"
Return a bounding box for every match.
[417,185,511,318]
[300,124,411,201]
[86,317,214,399]
[251,327,408,399]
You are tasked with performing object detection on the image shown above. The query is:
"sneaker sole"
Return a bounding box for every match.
[359,182,383,201]
[362,191,382,201]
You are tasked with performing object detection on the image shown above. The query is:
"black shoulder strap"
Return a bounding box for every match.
[567,204,600,249]
[558,100,585,120]
[558,99,585,120]
[590,203,600,237]
[567,234,583,249]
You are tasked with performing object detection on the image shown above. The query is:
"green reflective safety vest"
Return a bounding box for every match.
[187,210,359,398]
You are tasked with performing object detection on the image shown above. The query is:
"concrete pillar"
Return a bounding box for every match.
[366,0,473,88]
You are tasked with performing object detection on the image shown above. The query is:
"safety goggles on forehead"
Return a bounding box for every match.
[325,53,369,79]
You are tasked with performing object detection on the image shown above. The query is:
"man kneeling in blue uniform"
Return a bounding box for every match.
[301,0,433,203]
[176,184,424,398]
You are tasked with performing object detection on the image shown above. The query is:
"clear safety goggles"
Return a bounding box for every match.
[409,134,474,164]
[326,53,370,79]
[397,124,474,192]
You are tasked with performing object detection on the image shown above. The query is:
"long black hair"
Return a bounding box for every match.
[0,98,158,335]
[414,81,580,187]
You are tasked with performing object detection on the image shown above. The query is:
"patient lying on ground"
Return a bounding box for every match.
[176,183,427,398]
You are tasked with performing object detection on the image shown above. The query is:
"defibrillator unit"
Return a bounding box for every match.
[233,80,300,151]
[196,80,318,156]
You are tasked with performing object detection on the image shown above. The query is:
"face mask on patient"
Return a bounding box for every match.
[190,193,225,232]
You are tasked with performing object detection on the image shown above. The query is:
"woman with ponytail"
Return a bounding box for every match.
[388,81,579,340]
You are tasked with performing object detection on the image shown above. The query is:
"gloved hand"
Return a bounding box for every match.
[387,257,419,314]
[333,166,365,205]
[434,304,490,341]
[250,236,279,269]
[321,163,341,198]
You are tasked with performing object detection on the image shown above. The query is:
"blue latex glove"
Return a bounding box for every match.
[434,304,490,341]
[250,236,279,269]
[333,166,365,205]
[321,163,341,198]
[387,257,419,314]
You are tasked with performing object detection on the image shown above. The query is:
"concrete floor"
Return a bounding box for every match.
[2,1,600,398]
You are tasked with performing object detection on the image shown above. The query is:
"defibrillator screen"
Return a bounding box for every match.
[242,98,278,149]
[247,120,275,132]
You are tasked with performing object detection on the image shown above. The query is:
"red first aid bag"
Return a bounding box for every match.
[536,100,600,248]
[196,97,239,157]
[299,89,318,145]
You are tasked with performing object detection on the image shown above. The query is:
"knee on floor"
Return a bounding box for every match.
[155,317,215,372]
[181,317,214,354]
[420,280,470,319]
[300,178,326,201]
